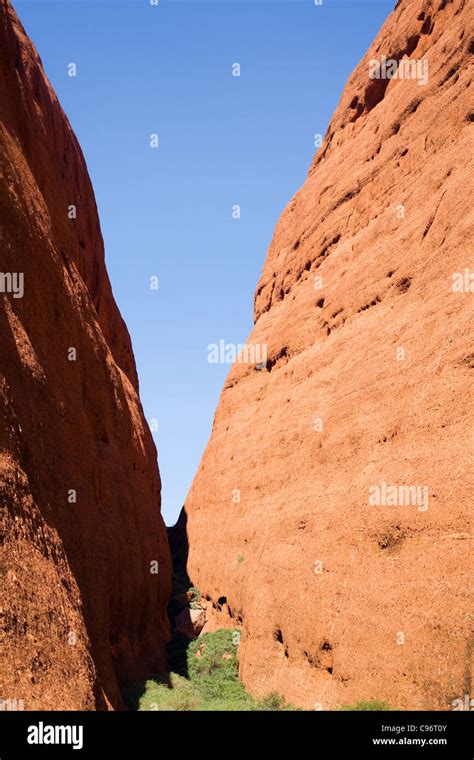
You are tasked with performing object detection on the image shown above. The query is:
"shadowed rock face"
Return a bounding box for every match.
[183,0,473,709]
[0,0,171,709]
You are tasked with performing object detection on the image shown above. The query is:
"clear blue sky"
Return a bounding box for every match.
[15,0,393,525]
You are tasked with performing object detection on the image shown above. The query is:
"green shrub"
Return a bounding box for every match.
[259,692,288,711]
[126,629,297,711]
[338,699,392,711]
[187,630,248,703]
[189,586,201,609]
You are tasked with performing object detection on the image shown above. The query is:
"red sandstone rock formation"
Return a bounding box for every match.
[0,0,171,709]
[183,0,473,709]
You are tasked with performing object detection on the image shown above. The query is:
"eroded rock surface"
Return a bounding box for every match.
[183,0,473,709]
[0,0,171,709]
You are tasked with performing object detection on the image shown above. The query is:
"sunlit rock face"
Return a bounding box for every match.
[183,0,473,710]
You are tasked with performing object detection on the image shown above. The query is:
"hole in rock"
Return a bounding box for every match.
[396,276,412,293]
[216,596,227,610]
[265,346,289,373]
[421,15,432,34]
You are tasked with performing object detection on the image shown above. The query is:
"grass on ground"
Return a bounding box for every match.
[125,629,297,711]
[338,699,392,711]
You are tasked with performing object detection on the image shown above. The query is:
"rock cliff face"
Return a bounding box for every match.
[0,0,171,709]
[183,0,473,709]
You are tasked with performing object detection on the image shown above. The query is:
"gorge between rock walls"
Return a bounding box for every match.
[0,0,472,710]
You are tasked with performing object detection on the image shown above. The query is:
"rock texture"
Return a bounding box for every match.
[0,0,171,709]
[183,0,473,709]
